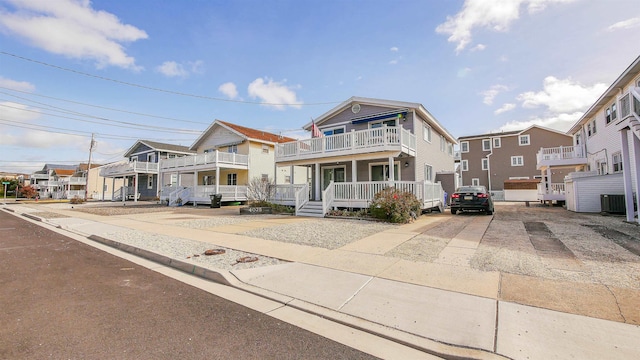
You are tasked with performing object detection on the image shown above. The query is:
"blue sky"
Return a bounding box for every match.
[1,0,639,174]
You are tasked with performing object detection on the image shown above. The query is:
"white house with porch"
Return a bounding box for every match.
[272,97,457,217]
[159,120,304,206]
[535,55,640,223]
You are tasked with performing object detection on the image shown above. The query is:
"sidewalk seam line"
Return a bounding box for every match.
[337,276,374,311]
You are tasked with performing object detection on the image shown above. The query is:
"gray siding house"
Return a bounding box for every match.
[273,97,457,216]
[100,140,194,201]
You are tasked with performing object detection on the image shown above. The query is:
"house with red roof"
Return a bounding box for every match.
[159,120,303,206]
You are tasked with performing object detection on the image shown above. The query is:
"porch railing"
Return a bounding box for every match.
[275,126,416,160]
[538,183,565,195]
[100,161,159,176]
[322,181,335,215]
[536,145,585,163]
[294,183,309,214]
[160,151,249,170]
[273,184,306,201]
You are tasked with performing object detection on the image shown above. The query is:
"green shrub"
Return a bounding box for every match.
[369,187,420,223]
[69,196,85,204]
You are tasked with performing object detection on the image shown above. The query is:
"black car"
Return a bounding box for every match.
[450,186,494,215]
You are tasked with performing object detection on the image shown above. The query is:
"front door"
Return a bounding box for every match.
[322,167,345,192]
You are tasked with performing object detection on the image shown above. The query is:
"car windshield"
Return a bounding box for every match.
[456,186,486,193]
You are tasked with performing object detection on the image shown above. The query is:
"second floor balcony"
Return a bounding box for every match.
[275,126,416,163]
[100,161,159,177]
[160,150,249,172]
[536,144,587,170]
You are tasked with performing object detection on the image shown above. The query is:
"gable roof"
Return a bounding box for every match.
[304,96,457,143]
[123,140,195,158]
[568,55,640,134]
[458,124,570,141]
[52,169,75,177]
[190,120,296,150]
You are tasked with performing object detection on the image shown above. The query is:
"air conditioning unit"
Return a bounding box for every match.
[600,194,626,214]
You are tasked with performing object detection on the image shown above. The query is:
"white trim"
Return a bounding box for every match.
[493,137,501,148]
[460,141,469,153]
[461,159,469,171]
[320,125,346,135]
[471,178,480,186]
[481,158,489,171]
[482,139,491,151]
[511,156,524,166]
[424,163,433,182]
[518,134,530,146]
[423,122,432,143]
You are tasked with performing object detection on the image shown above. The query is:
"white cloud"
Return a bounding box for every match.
[471,44,486,52]
[389,59,399,65]
[156,61,188,78]
[218,82,238,99]
[481,84,508,105]
[496,111,583,132]
[606,17,640,32]
[0,101,41,123]
[0,0,147,69]
[436,0,575,53]
[517,76,607,113]
[247,77,302,110]
[0,77,36,92]
[457,67,472,78]
[390,46,399,52]
[494,103,516,114]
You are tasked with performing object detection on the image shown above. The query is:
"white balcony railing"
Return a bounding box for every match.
[536,145,587,170]
[160,151,249,170]
[275,126,416,161]
[100,161,159,177]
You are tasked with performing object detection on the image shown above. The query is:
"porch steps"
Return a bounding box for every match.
[296,201,325,218]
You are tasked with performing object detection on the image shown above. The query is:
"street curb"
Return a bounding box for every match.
[86,234,508,360]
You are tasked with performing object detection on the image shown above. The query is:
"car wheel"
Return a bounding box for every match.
[451,209,457,215]
[486,209,493,215]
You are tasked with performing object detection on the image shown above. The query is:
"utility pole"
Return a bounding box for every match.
[85,133,96,200]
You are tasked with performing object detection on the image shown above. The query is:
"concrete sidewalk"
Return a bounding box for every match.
[4,202,640,359]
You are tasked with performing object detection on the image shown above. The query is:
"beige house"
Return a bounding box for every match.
[458,126,573,201]
[536,55,640,220]
[159,120,304,206]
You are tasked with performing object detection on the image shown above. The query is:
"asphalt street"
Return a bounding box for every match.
[0,211,379,360]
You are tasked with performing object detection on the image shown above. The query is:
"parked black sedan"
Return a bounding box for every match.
[450,186,494,215]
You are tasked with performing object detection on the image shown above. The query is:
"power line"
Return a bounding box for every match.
[0,86,211,125]
[1,51,341,107]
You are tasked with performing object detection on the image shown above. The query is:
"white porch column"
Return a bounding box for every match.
[314,163,320,200]
[111,178,115,202]
[122,176,126,203]
[388,156,395,182]
[546,167,552,193]
[632,133,640,224]
[134,173,139,202]
[351,159,357,182]
[620,129,634,222]
[290,165,294,184]
[193,170,198,206]
[215,166,220,195]
[102,177,106,202]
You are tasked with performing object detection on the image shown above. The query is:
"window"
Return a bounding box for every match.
[370,163,399,181]
[227,173,237,185]
[168,153,176,158]
[612,152,623,173]
[482,158,488,170]
[284,175,291,184]
[460,141,469,153]
[322,126,345,136]
[482,139,491,151]
[440,135,446,152]
[575,134,581,145]
[592,119,597,135]
[493,138,501,148]
[228,145,238,153]
[261,174,269,182]
[519,135,530,146]
[511,156,524,166]
[370,119,397,128]
[448,143,453,156]
[262,144,269,154]
[472,178,480,186]
[147,175,154,189]
[170,174,178,186]
[461,159,468,171]
[587,123,592,137]
[424,164,433,182]
[597,160,608,175]
[147,153,155,162]
[130,156,137,162]
[423,123,432,142]
[606,103,617,124]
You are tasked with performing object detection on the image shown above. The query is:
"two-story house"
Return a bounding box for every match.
[537,55,640,221]
[31,164,88,199]
[158,120,302,206]
[273,97,457,217]
[459,126,573,201]
[100,140,195,201]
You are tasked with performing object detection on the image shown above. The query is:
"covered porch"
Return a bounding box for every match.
[536,145,588,203]
[99,161,159,202]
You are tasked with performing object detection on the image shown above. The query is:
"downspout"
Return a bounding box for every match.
[486,150,493,194]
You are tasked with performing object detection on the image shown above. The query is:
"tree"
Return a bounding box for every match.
[246,177,274,203]
[20,185,38,199]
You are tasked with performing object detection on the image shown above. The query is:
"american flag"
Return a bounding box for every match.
[311,119,322,138]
